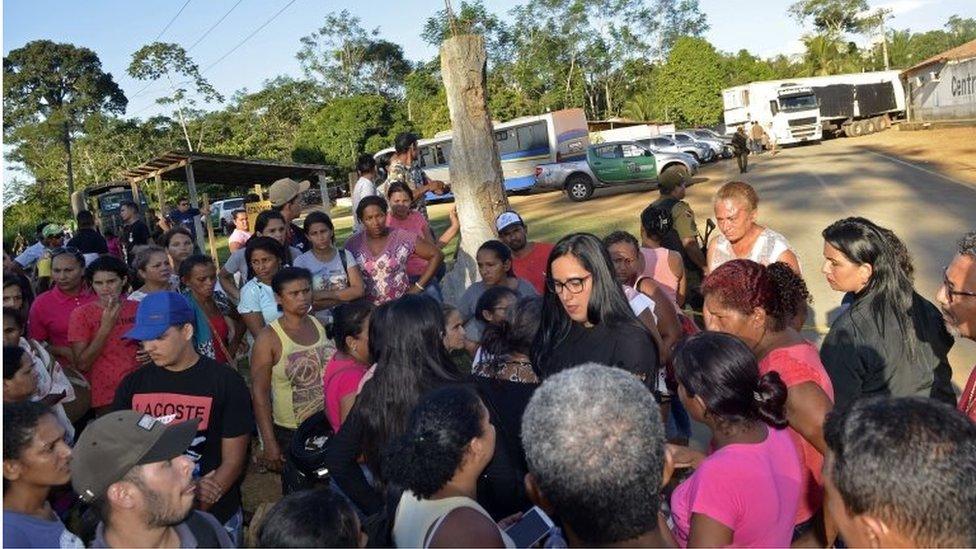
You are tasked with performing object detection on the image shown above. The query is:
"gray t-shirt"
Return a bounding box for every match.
[3,510,84,548]
[223,245,301,283]
[293,248,358,324]
[458,278,538,342]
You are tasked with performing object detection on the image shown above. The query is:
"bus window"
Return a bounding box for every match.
[496,129,519,157]
[418,146,435,168]
[433,143,450,166]
[515,121,549,155]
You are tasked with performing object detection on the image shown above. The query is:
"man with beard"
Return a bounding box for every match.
[112,292,253,544]
[936,231,976,421]
[495,210,554,295]
[72,410,233,547]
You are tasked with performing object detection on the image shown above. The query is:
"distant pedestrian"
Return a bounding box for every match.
[118,201,150,265]
[381,132,447,220]
[732,126,749,173]
[351,154,378,233]
[66,210,107,264]
[165,197,209,242]
[750,121,765,154]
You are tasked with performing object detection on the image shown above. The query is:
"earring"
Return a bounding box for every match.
[351,343,357,352]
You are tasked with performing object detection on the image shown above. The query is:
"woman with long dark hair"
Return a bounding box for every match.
[665,332,802,547]
[219,210,302,302]
[179,254,244,367]
[238,236,291,337]
[530,233,658,386]
[160,226,194,282]
[323,294,463,515]
[820,217,954,407]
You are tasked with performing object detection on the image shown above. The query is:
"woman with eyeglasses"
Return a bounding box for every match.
[530,233,659,388]
[820,217,954,408]
[27,248,96,369]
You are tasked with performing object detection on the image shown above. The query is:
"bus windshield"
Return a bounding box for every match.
[779,94,818,111]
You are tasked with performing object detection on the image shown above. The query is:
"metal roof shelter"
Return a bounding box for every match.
[119,150,332,253]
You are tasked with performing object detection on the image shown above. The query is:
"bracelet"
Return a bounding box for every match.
[414,282,425,291]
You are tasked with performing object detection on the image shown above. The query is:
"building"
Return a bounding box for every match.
[901,39,976,123]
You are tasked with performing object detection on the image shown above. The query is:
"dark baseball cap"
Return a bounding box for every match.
[71,410,200,503]
[124,291,195,341]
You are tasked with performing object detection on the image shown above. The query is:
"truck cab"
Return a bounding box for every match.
[771,85,822,144]
[71,183,150,237]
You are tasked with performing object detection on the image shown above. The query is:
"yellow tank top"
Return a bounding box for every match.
[269,317,332,429]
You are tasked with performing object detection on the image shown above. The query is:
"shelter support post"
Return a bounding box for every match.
[185,161,207,253]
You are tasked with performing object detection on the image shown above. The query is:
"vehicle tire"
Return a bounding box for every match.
[661,165,689,188]
[565,174,594,202]
[864,118,877,134]
[849,120,865,137]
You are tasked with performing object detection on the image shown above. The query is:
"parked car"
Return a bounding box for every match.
[667,131,728,160]
[534,141,699,202]
[210,197,245,235]
[640,136,708,161]
[690,128,732,144]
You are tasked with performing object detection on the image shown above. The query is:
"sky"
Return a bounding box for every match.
[2,0,973,183]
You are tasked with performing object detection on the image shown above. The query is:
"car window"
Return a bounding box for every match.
[227,199,244,209]
[593,145,621,159]
[693,131,710,138]
[621,144,645,158]
[674,135,691,143]
[654,138,671,147]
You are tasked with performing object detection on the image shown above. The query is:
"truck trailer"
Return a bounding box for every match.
[722,83,823,145]
[722,71,906,141]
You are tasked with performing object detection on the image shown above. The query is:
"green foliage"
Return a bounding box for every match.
[788,0,869,36]
[296,10,411,97]
[654,37,725,126]
[4,40,128,199]
[294,95,395,171]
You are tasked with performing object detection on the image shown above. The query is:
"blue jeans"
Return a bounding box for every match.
[408,275,443,302]
[222,507,243,546]
[667,397,692,441]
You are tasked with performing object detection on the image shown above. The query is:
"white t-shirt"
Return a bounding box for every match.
[14,242,46,269]
[351,176,378,232]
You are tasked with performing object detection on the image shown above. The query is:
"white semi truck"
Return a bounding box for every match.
[722,83,823,145]
[723,70,906,143]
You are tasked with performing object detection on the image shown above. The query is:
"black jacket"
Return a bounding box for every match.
[820,291,955,409]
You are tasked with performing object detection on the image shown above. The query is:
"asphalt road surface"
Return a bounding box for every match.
[680,136,976,389]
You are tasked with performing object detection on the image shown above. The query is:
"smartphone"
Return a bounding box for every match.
[504,506,554,548]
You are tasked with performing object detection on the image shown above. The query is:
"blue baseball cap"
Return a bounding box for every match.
[124,292,195,341]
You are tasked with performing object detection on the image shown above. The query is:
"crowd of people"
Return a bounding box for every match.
[2,130,975,548]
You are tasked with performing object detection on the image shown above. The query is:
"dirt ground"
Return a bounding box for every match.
[854,125,976,185]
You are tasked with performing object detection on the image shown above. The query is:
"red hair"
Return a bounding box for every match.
[702,259,810,331]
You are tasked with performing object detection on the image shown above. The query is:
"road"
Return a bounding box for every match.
[675,135,976,388]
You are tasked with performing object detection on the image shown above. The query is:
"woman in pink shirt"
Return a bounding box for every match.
[68,255,139,415]
[702,260,834,542]
[385,183,460,300]
[322,300,373,429]
[666,332,802,548]
[28,248,97,369]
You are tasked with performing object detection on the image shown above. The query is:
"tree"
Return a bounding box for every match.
[654,37,725,126]
[800,33,857,75]
[297,10,410,98]
[4,40,127,200]
[422,0,512,65]
[788,0,868,36]
[128,42,224,152]
[946,15,976,43]
[293,95,394,171]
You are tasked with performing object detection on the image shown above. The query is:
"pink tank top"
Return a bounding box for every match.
[640,247,679,303]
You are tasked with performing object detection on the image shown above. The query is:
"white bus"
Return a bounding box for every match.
[374,108,589,200]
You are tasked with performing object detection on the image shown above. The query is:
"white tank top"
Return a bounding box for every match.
[393,491,515,548]
[711,227,795,271]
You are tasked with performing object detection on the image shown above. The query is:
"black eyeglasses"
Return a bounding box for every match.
[546,275,592,295]
[943,267,976,304]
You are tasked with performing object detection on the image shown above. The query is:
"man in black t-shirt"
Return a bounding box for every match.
[67,210,108,260]
[114,291,253,544]
[119,200,151,265]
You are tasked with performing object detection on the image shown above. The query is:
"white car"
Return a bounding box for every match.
[210,197,245,235]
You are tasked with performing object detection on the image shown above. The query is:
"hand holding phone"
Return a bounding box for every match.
[504,506,554,548]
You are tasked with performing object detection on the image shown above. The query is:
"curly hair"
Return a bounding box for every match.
[702,259,810,331]
[714,180,759,210]
[957,231,976,259]
[383,386,485,498]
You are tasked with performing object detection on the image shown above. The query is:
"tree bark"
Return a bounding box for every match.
[439,34,509,305]
[63,121,75,200]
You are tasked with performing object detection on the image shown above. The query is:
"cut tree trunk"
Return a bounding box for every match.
[439,34,509,305]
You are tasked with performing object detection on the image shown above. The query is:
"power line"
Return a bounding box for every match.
[201,0,298,74]
[128,0,298,117]
[153,0,194,42]
[187,0,246,52]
